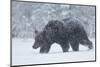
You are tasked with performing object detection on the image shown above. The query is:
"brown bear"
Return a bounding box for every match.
[32,18,93,53]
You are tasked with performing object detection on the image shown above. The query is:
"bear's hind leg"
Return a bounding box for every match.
[80,39,93,50]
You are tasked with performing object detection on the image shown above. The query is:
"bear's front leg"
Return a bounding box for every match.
[40,45,51,53]
[70,40,79,51]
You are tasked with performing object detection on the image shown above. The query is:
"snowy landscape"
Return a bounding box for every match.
[12,0,96,66]
[12,38,95,65]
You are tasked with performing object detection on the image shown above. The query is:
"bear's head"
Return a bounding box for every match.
[32,31,46,49]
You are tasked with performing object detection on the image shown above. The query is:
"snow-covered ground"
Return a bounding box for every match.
[12,38,95,66]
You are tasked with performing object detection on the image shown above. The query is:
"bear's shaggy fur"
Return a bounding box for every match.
[32,18,93,53]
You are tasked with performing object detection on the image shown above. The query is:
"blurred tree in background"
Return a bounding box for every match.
[12,1,95,38]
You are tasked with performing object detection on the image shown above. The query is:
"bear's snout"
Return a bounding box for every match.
[32,45,38,49]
